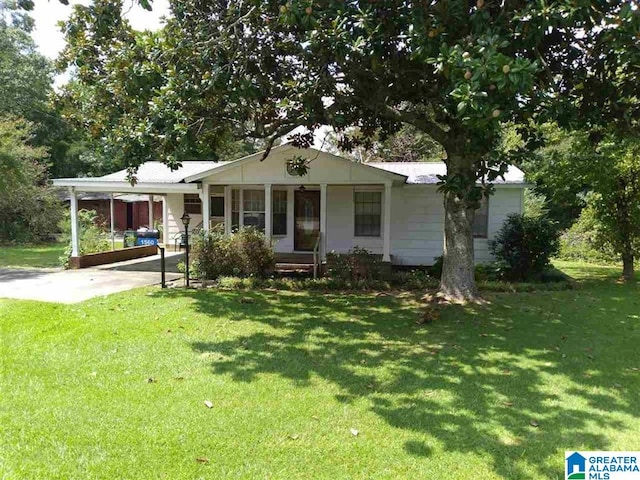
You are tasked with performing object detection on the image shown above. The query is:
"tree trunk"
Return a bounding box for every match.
[622,251,635,281]
[440,189,478,301]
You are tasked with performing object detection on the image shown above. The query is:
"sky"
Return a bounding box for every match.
[30,0,171,60]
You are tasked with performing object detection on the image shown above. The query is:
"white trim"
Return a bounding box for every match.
[51,180,201,194]
[110,193,115,250]
[162,196,169,245]
[383,183,392,262]
[320,184,327,261]
[224,186,232,235]
[264,183,272,242]
[201,183,210,232]
[148,194,154,229]
[69,188,79,257]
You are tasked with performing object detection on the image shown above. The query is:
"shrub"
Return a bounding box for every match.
[390,269,438,290]
[558,204,619,264]
[325,246,388,282]
[190,226,274,280]
[58,209,111,267]
[489,213,560,281]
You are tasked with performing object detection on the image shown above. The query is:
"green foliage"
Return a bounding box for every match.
[489,213,560,282]
[0,117,63,243]
[326,246,389,283]
[523,189,548,219]
[190,226,275,280]
[58,209,110,267]
[559,202,619,265]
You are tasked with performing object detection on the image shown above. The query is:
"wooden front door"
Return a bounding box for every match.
[294,190,320,251]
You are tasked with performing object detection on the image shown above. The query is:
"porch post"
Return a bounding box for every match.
[110,193,115,250]
[148,194,154,229]
[320,183,327,261]
[69,187,80,257]
[201,183,210,232]
[264,184,272,243]
[239,189,244,228]
[224,186,232,235]
[162,196,169,246]
[383,182,392,262]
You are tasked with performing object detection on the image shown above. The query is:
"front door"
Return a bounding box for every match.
[294,190,320,251]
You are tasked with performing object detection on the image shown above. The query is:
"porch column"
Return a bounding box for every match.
[110,193,115,250]
[239,189,244,228]
[69,187,80,257]
[162,196,169,245]
[224,186,232,235]
[264,184,272,242]
[201,183,210,232]
[148,194,154,229]
[383,182,392,262]
[320,183,327,260]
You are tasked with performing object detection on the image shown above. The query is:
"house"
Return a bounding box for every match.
[60,192,162,231]
[52,145,527,266]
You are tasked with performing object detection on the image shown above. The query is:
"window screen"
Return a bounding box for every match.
[272,190,287,235]
[354,191,382,237]
[473,196,489,238]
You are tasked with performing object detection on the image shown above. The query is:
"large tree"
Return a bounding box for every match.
[58,0,638,300]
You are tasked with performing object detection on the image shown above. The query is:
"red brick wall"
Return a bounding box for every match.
[77,200,162,232]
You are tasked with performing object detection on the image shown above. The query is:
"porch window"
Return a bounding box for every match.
[231,189,240,230]
[473,196,489,238]
[272,190,287,236]
[354,191,382,237]
[243,189,265,230]
[210,196,224,217]
[184,194,202,215]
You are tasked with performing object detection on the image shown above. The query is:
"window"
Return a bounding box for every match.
[231,189,240,230]
[184,194,202,214]
[210,196,224,217]
[273,190,287,235]
[473,196,489,238]
[354,191,382,237]
[243,189,265,230]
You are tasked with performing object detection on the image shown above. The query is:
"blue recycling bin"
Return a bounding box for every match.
[135,229,160,246]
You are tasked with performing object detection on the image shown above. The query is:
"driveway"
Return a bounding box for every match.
[0,253,184,304]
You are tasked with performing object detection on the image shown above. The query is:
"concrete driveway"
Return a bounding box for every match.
[0,253,184,304]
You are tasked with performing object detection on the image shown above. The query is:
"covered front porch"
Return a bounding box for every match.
[195,182,394,264]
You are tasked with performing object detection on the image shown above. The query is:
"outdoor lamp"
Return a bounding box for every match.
[181,211,191,287]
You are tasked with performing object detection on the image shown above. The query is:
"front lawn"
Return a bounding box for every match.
[1,262,638,479]
[0,242,66,268]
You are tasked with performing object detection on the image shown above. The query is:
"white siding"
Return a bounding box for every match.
[390,185,444,266]
[165,193,203,243]
[326,186,384,254]
[389,185,524,266]
[474,188,523,263]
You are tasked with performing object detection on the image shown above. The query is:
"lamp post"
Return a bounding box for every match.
[181,212,191,287]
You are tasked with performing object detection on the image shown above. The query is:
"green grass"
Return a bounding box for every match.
[1,262,638,479]
[0,242,66,268]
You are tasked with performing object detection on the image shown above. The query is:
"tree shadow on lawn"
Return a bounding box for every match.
[156,282,639,479]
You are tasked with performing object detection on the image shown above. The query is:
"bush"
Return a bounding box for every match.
[191,226,275,280]
[59,209,111,267]
[325,246,388,282]
[489,213,560,281]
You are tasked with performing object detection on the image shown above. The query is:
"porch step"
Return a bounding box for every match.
[274,253,315,264]
[275,262,315,273]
